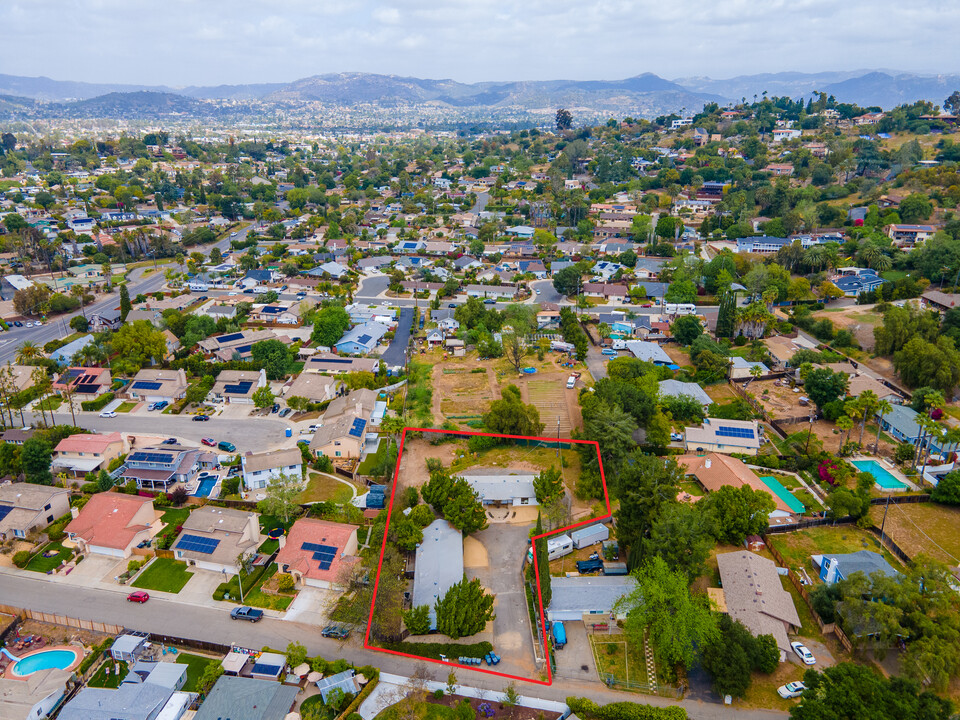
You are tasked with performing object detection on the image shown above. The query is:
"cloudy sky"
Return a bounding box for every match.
[2,0,958,86]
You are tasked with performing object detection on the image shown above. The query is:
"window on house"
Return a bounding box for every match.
[335,451,341,457]
[44,503,51,510]
[46,515,54,523]
[14,529,24,538]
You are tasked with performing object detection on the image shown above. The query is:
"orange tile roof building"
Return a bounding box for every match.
[276,518,359,590]
[65,492,157,558]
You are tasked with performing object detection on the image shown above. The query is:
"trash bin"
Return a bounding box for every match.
[285,428,292,438]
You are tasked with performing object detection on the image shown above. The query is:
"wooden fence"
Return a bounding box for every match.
[0,604,124,635]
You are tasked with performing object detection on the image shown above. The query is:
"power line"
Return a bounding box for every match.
[889,502,959,565]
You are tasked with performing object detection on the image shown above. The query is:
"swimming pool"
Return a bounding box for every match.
[852,459,907,490]
[194,477,216,497]
[10,647,82,678]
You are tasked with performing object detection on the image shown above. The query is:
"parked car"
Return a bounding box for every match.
[791,641,816,665]
[12,321,22,327]
[99,411,118,418]
[161,438,178,445]
[278,407,293,418]
[230,606,264,622]
[321,625,350,639]
[193,414,210,422]
[483,299,496,305]
[147,402,157,411]
[601,348,618,356]
[271,404,280,414]
[670,432,683,442]
[777,681,807,699]
[127,591,150,603]
[535,288,541,295]
[448,303,457,308]
[217,441,236,452]
[154,401,168,410]
[201,437,217,447]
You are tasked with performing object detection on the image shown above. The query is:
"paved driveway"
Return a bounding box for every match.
[554,622,598,682]
[381,307,413,367]
[284,587,341,627]
[60,555,125,586]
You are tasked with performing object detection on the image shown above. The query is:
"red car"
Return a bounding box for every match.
[201,437,216,447]
[127,591,149,603]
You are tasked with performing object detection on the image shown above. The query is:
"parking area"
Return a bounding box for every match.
[553,622,598,681]
[283,587,340,626]
[59,555,127,586]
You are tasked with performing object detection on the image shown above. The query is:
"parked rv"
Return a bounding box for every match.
[570,523,610,549]
[526,533,574,563]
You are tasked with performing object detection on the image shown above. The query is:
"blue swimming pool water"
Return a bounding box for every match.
[852,459,907,490]
[194,478,216,497]
[12,649,78,676]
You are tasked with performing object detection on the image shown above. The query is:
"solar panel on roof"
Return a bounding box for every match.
[348,418,366,438]
[223,381,254,394]
[356,335,372,344]
[73,384,102,395]
[218,332,245,343]
[175,534,221,554]
[716,426,756,439]
[311,357,352,364]
[132,381,163,390]
[0,506,12,522]
[252,662,282,675]
[302,542,337,570]
[64,368,84,379]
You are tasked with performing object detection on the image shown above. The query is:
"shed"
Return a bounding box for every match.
[111,634,147,663]
[570,523,609,549]
[250,652,286,680]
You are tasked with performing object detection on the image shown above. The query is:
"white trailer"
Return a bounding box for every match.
[527,533,574,563]
[570,523,609,549]
[550,340,576,353]
[188,281,210,292]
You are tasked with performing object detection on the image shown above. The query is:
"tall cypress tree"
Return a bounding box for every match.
[119,283,131,322]
[533,513,552,608]
[716,291,736,339]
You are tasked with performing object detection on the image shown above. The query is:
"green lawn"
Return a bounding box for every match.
[591,635,651,687]
[299,472,355,504]
[116,402,137,412]
[88,659,128,688]
[26,541,73,573]
[258,513,294,534]
[35,396,62,411]
[241,564,295,611]
[132,558,194,593]
[159,506,191,528]
[793,489,824,514]
[176,652,220,693]
[258,538,280,554]
[374,701,459,720]
[767,526,902,576]
[356,440,396,476]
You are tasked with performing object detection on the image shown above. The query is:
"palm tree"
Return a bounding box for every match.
[855,390,879,446]
[873,399,893,452]
[837,415,855,447]
[15,341,42,364]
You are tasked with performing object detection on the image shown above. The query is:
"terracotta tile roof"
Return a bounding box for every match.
[276,518,359,583]
[55,432,123,455]
[677,453,794,514]
[65,492,154,550]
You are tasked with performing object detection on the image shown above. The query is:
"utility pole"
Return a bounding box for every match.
[879,493,891,544]
[804,415,815,455]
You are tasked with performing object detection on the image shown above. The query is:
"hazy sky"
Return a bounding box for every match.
[2,0,959,85]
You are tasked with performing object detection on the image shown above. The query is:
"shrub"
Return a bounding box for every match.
[13,550,31,568]
[169,486,188,506]
[894,443,916,464]
[80,392,115,412]
[154,493,171,508]
[277,573,296,593]
[432,689,445,699]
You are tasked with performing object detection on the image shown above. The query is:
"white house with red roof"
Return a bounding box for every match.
[52,432,124,477]
[276,518,359,590]
[65,492,157,558]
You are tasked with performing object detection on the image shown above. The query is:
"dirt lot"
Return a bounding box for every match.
[394,438,459,489]
[431,358,500,421]
[867,501,960,566]
[750,378,812,420]
[663,344,693,367]
[516,376,582,437]
[811,305,885,351]
[705,383,738,404]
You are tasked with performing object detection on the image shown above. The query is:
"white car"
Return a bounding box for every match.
[777,681,806,699]
[791,641,816,665]
[99,411,118,419]
[228,292,238,296]
[535,288,541,295]
[25,322,33,328]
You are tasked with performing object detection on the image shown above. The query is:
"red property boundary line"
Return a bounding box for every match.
[364,427,611,686]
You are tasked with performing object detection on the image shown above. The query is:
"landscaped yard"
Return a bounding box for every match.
[176,652,220,693]
[115,402,137,412]
[767,525,903,578]
[590,635,650,686]
[159,506,191,529]
[25,541,73,573]
[242,564,295,610]
[867,501,960,565]
[298,472,356,504]
[132,558,194,593]
[35,396,62,412]
[88,659,128,689]
[357,440,396,476]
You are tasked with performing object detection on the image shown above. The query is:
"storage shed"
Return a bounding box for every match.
[570,523,609,549]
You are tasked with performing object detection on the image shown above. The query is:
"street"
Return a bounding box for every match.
[381,306,413,367]
[0,569,786,719]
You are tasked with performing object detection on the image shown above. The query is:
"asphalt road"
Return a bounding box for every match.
[531,279,564,304]
[25,411,294,453]
[381,306,413,367]
[472,191,490,215]
[0,570,787,719]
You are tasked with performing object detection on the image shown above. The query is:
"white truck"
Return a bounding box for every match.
[566,376,577,389]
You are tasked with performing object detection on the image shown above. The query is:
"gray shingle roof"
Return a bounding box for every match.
[193,676,298,720]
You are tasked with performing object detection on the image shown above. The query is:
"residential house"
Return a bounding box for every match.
[48,335,94,366]
[0,483,71,540]
[764,335,811,369]
[845,373,904,404]
[876,404,943,450]
[0,668,72,720]
[118,445,201,492]
[887,224,937,247]
[208,369,267,404]
[198,329,287,362]
[240,448,304,490]
[52,366,112,400]
[256,304,301,325]
[65,492,157,558]
[431,308,460,331]
[192,676,297,720]
[1,427,34,446]
[465,284,517,299]
[172,506,261,575]
[772,127,802,142]
[125,368,188,405]
[812,550,900,585]
[335,321,389,355]
[356,255,395,273]
[276,517,360,590]
[715,551,801,653]
[582,283,628,301]
[684,418,763,455]
[921,290,960,313]
[0,364,39,393]
[395,239,426,254]
[546,575,639,622]
[624,340,672,365]
[832,267,886,297]
[309,389,377,459]
[734,236,790,254]
[52,431,124,477]
[461,472,537,507]
[412,519,464,630]
[303,353,380,375]
[630,281,669,300]
[162,330,181,360]
[283,373,341,403]
[677,453,801,517]
[453,255,482,272]
[658,379,713,409]
[58,678,191,720]
[346,303,397,326]
[505,225,535,238]
[315,670,360,703]
[87,307,123,332]
[729,356,770,379]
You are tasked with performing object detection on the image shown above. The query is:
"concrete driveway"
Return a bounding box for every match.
[284,587,340,627]
[465,522,538,679]
[381,307,413,367]
[177,569,226,605]
[554,622,598,682]
[60,555,125,586]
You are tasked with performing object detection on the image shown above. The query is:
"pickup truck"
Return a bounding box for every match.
[230,606,264,622]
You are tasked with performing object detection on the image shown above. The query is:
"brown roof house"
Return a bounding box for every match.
[283,374,342,404]
[0,483,71,541]
[677,453,796,518]
[172,506,262,575]
[66,493,158,558]
[126,368,189,405]
[716,550,801,653]
[309,389,377,460]
[52,432,124,477]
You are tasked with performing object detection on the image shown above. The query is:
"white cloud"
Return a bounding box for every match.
[0,0,958,85]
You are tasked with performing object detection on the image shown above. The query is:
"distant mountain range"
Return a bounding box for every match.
[0,70,958,124]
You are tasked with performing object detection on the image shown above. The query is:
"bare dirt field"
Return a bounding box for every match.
[431,358,499,422]
[663,344,693,367]
[395,438,458,489]
[867,501,960,566]
[705,383,738,404]
[515,377,581,437]
[811,305,884,351]
[751,378,812,420]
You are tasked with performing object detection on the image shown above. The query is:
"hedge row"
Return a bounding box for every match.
[80,392,115,412]
[378,640,492,660]
[566,697,687,720]
[77,637,115,676]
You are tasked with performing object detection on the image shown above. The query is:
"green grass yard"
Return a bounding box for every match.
[25,541,73,573]
[176,652,219,693]
[767,526,903,578]
[159,506,191,528]
[88,659,128,689]
[132,558,194,593]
